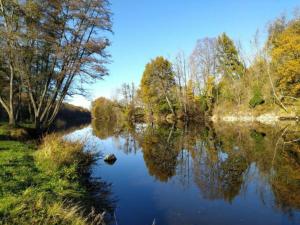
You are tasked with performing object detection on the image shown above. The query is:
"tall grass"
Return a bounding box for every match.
[0,134,110,225]
[36,134,97,174]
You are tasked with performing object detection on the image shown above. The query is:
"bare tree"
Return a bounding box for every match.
[190,38,218,95]
[174,52,189,117]
[0,0,112,129]
[0,0,21,125]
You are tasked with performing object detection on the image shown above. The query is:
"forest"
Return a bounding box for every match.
[93,14,300,124]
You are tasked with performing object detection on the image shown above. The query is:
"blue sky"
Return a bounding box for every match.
[70,0,299,108]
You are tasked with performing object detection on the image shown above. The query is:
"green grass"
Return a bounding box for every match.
[0,124,10,137]
[0,135,111,224]
[0,123,29,140]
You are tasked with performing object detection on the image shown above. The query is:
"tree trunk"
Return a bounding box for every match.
[8,112,15,126]
[165,95,176,116]
[34,117,41,131]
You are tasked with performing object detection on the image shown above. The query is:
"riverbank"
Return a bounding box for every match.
[211,107,299,125]
[0,124,111,225]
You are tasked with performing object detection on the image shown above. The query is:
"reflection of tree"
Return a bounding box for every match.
[271,141,300,211]
[119,132,139,154]
[92,119,119,139]
[212,122,300,210]
[92,117,300,213]
[92,119,140,154]
[83,178,117,223]
[138,124,180,182]
[193,142,248,202]
[118,123,140,154]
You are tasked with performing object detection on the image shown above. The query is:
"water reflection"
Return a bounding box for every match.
[90,119,300,224]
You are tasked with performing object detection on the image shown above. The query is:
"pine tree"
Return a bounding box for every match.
[216,33,245,80]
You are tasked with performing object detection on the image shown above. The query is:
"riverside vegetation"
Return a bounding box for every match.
[92,13,299,123]
[0,126,115,225]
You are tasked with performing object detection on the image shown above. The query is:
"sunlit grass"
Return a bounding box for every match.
[0,134,106,225]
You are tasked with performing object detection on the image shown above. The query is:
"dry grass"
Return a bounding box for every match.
[36,134,97,173]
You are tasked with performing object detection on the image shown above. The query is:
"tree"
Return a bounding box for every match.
[0,0,22,126]
[119,82,137,121]
[174,52,189,118]
[190,37,218,93]
[140,57,176,118]
[216,33,245,80]
[92,97,118,121]
[0,0,112,129]
[216,33,245,105]
[270,19,300,98]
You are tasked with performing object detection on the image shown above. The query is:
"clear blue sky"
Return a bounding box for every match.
[70,0,299,108]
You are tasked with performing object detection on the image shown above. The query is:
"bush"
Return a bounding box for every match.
[249,88,265,108]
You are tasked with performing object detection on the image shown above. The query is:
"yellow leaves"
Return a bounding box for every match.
[271,20,300,97]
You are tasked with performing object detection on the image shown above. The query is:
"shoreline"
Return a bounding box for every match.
[211,113,299,125]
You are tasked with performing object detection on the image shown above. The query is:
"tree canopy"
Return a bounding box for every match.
[0,0,112,129]
[140,56,176,117]
[271,19,300,98]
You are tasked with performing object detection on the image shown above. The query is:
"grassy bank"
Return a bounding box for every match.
[0,126,114,225]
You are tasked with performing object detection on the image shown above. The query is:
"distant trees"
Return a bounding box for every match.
[119,82,137,121]
[0,0,112,129]
[91,11,299,124]
[189,38,218,115]
[92,97,119,121]
[140,57,176,118]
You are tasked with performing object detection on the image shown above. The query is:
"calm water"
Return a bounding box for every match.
[66,121,300,225]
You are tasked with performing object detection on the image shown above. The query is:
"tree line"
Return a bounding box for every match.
[93,13,299,123]
[0,0,112,130]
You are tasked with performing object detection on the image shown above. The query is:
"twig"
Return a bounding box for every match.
[272,126,290,167]
[284,138,300,144]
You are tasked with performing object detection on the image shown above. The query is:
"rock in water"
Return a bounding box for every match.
[104,154,117,164]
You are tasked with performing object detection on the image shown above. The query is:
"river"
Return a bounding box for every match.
[66,120,300,225]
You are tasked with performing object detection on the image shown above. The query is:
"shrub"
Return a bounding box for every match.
[249,87,265,108]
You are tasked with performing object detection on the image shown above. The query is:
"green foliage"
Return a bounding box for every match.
[140,57,176,117]
[216,33,245,80]
[92,97,120,121]
[249,87,265,108]
[198,95,208,112]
